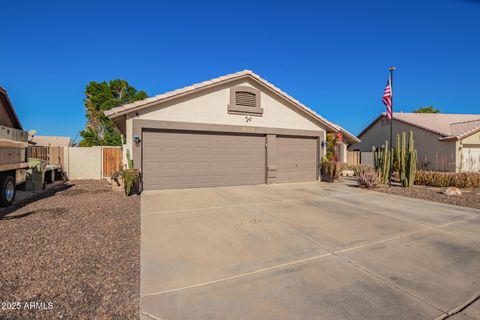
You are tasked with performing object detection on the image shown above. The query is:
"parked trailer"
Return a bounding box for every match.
[0,125,28,207]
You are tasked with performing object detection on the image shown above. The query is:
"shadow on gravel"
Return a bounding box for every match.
[0,184,73,220]
[0,211,36,220]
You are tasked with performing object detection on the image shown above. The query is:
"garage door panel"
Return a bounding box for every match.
[142,130,266,190]
[277,136,317,183]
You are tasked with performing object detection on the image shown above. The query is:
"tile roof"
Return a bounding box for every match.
[104,70,359,142]
[29,135,72,147]
[359,112,480,141]
[449,119,480,137]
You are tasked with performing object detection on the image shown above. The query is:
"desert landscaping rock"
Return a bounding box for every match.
[374,184,480,209]
[444,187,462,196]
[0,180,140,319]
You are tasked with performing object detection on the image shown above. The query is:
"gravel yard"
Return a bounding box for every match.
[374,184,480,209]
[0,180,140,319]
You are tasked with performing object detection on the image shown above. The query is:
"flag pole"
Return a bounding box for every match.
[389,66,395,188]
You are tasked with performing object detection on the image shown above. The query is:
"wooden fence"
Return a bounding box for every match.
[347,151,360,166]
[28,146,123,179]
[28,146,64,166]
[102,147,122,178]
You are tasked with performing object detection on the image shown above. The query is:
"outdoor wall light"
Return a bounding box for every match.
[321,140,327,148]
[133,134,141,146]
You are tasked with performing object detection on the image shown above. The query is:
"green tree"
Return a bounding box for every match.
[79,80,147,146]
[413,106,440,113]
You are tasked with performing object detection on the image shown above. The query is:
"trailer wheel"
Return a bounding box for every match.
[0,173,16,207]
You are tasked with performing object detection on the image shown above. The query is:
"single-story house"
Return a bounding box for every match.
[29,135,72,147]
[350,112,480,172]
[0,86,23,130]
[105,70,358,190]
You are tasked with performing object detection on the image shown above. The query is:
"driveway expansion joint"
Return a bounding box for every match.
[260,209,451,314]
[437,293,480,320]
[142,311,163,320]
[141,213,478,302]
[141,191,361,216]
[141,183,480,319]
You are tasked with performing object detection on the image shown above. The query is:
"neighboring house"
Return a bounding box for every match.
[350,112,480,172]
[29,135,71,147]
[0,86,23,130]
[105,70,358,190]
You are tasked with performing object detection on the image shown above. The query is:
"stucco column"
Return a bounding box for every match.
[318,131,326,160]
[266,134,277,184]
[132,119,142,171]
[339,142,348,163]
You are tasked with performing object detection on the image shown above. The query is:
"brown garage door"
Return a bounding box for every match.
[276,136,317,183]
[142,130,266,190]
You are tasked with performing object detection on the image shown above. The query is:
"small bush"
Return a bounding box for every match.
[357,168,380,189]
[123,169,140,195]
[414,170,480,188]
[320,160,336,182]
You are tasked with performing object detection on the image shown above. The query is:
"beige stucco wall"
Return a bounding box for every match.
[123,79,328,161]
[460,131,480,145]
[123,115,134,169]
[338,142,348,163]
[63,147,102,180]
[350,118,457,171]
[458,131,480,172]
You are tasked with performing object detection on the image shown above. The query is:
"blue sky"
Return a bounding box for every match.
[2,0,479,141]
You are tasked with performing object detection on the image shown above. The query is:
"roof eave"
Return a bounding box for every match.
[439,126,480,141]
[104,72,342,134]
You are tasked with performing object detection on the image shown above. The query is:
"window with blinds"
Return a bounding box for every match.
[235,91,257,108]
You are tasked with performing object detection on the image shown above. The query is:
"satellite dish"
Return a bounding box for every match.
[28,129,37,137]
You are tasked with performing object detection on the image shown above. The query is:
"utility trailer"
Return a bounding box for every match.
[0,125,28,206]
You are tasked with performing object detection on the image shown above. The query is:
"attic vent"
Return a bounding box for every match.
[228,86,263,116]
[235,91,256,107]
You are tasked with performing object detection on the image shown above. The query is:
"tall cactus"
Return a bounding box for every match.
[400,132,406,184]
[126,149,133,170]
[377,131,417,187]
[398,131,417,187]
[405,131,417,187]
[373,140,391,184]
[394,134,400,172]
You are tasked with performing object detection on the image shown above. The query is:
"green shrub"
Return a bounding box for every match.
[320,160,336,182]
[414,170,480,188]
[123,169,140,195]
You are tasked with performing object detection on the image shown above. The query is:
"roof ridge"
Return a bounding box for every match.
[450,118,480,125]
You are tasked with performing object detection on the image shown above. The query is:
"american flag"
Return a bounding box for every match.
[382,75,392,119]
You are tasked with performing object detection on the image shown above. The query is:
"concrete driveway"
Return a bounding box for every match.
[140,182,480,320]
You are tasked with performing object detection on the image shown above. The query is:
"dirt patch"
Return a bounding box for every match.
[373,184,480,209]
[0,180,140,319]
